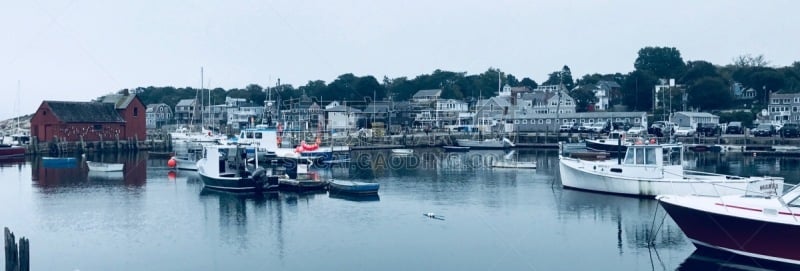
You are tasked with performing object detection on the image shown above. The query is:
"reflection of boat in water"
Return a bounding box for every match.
[491,150,537,169]
[328,192,380,202]
[42,157,77,168]
[678,247,798,271]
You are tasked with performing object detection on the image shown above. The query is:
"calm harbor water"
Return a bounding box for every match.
[1,150,798,270]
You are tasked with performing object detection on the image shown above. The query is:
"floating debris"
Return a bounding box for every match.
[424,212,445,220]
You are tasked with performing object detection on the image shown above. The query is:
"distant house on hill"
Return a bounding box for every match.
[30,93,146,142]
[146,103,173,129]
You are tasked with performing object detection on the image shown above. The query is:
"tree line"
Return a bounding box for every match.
[127,47,800,118]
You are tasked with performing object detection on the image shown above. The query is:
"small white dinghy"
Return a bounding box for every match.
[86,161,124,172]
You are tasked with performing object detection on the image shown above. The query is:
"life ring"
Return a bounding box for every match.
[649,138,656,144]
[635,139,643,145]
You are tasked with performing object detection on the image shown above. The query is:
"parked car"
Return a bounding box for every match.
[674,126,696,137]
[725,122,744,134]
[751,124,777,137]
[612,121,632,131]
[589,122,610,133]
[648,121,675,137]
[626,126,647,138]
[570,122,583,133]
[559,124,573,133]
[780,123,800,138]
[695,123,721,137]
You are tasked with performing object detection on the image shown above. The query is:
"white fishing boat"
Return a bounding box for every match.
[456,137,514,149]
[559,143,784,197]
[196,145,278,192]
[391,149,414,155]
[86,161,124,172]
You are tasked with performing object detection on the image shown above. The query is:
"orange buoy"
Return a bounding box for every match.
[167,157,177,168]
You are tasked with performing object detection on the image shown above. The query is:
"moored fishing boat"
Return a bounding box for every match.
[559,143,784,197]
[0,144,25,159]
[456,137,514,149]
[196,145,278,192]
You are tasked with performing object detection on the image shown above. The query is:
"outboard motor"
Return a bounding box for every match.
[251,168,267,190]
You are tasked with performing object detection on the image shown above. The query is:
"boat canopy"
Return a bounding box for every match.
[622,144,682,166]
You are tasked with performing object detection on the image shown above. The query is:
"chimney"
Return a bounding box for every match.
[123,89,130,96]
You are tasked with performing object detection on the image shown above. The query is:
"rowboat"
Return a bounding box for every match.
[86,161,124,172]
[328,179,379,195]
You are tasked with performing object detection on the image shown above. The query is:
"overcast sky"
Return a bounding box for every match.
[2,0,798,121]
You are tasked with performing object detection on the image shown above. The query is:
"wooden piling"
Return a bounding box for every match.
[5,227,29,271]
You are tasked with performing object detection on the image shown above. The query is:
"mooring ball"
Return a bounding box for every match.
[167,157,177,168]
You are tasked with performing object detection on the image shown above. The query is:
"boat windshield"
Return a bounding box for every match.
[624,146,658,165]
[664,146,681,166]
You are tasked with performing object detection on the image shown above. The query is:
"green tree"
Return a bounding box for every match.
[634,46,686,79]
[621,70,658,111]
[543,65,574,89]
[680,60,719,84]
[688,77,731,110]
[520,77,538,89]
[569,86,599,112]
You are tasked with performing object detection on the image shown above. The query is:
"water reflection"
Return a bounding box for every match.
[31,153,147,191]
[677,248,800,271]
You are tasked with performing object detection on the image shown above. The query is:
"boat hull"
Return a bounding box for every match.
[0,145,25,159]
[658,196,800,265]
[87,162,124,172]
[585,139,627,154]
[328,180,379,195]
[442,146,469,152]
[278,177,328,191]
[559,157,756,197]
[198,172,277,192]
[455,139,510,149]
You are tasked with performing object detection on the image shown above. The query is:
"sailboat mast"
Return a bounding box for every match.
[16,80,20,131]
[201,67,204,130]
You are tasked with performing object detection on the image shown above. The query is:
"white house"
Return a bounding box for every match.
[411,89,442,104]
[325,105,361,132]
[673,111,719,129]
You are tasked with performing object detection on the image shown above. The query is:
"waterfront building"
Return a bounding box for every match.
[512,111,647,132]
[280,95,323,134]
[30,92,146,142]
[411,89,441,104]
[174,99,199,125]
[228,104,265,130]
[672,111,719,129]
[325,104,361,134]
[516,87,576,114]
[145,103,173,129]
[768,91,800,123]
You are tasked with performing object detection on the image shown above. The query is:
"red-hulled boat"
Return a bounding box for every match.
[0,144,25,159]
[657,183,800,266]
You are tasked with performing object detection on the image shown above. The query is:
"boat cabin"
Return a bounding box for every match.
[622,144,682,167]
[237,125,279,149]
[201,145,251,178]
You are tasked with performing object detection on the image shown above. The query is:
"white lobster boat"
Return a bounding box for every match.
[559,143,784,197]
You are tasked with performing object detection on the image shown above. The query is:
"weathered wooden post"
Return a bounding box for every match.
[5,227,29,271]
